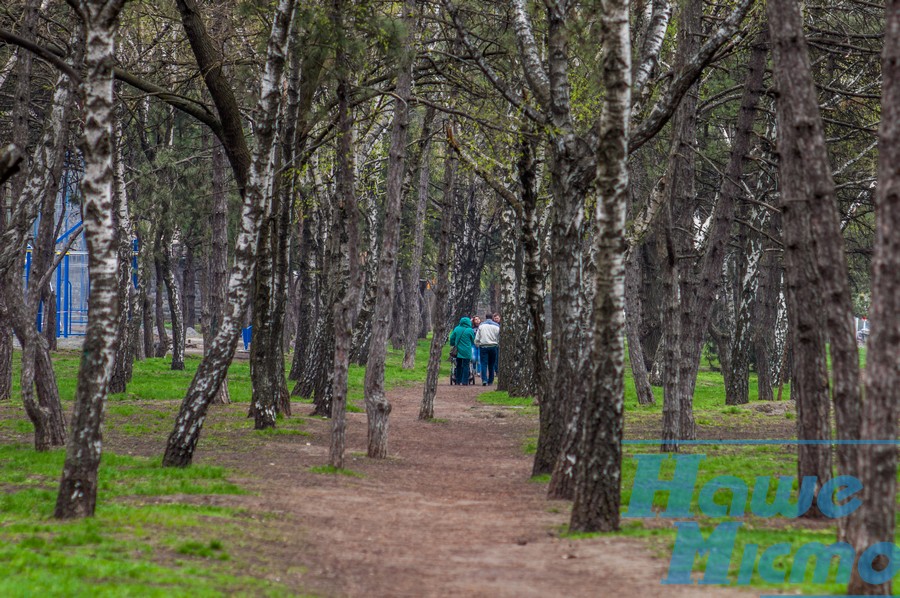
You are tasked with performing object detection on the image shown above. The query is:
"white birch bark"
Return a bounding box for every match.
[54,0,126,519]
[163,0,296,467]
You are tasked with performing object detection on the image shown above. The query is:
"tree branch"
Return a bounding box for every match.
[0,28,80,81]
[445,123,524,217]
[629,0,755,152]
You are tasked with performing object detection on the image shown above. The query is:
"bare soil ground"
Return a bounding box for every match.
[0,379,778,597]
[172,383,762,597]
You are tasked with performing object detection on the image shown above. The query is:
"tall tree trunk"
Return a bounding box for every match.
[154,258,168,357]
[109,136,136,395]
[250,48,299,428]
[753,212,782,401]
[163,0,296,467]
[660,25,767,447]
[364,0,415,458]
[402,107,436,370]
[205,141,230,404]
[290,204,319,388]
[659,0,701,451]
[624,248,654,405]
[162,242,185,370]
[55,0,125,518]
[420,138,456,421]
[846,0,900,592]
[519,132,552,475]
[767,0,835,515]
[569,0,630,531]
[183,244,197,329]
[329,0,364,466]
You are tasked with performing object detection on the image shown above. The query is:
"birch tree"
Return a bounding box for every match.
[163,0,296,467]
[54,0,126,518]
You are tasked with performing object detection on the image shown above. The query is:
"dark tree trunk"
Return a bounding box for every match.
[0,317,11,401]
[205,141,230,404]
[43,291,57,351]
[163,0,296,467]
[139,236,154,360]
[154,259,169,357]
[364,1,415,458]
[402,107,436,370]
[660,24,767,447]
[329,10,365,465]
[421,138,456,421]
[659,0,701,451]
[450,179,486,321]
[183,244,197,329]
[845,0,900,592]
[290,206,319,386]
[349,176,378,366]
[752,211,782,402]
[624,241,654,405]
[768,0,838,515]
[162,242,185,370]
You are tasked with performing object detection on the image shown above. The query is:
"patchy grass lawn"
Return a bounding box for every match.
[0,444,289,597]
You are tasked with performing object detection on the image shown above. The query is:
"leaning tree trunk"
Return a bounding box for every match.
[163,0,296,467]
[55,0,125,518]
[846,0,900,592]
[3,281,68,450]
[0,13,76,447]
[420,138,456,421]
[349,174,379,366]
[364,0,415,458]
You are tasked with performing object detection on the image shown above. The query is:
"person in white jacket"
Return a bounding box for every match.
[475,313,500,386]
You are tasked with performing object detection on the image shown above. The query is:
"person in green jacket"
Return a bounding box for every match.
[449,317,475,384]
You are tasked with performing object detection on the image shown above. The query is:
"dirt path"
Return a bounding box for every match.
[189,383,761,598]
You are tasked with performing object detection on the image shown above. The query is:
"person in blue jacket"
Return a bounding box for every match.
[470,315,483,380]
[449,317,475,385]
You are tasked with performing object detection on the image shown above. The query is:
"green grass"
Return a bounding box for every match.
[4,337,448,412]
[0,444,289,597]
[477,391,533,407]
[344,337,451,408]
[309,465,364,478]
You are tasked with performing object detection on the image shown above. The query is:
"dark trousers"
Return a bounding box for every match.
[481,346,498,385]
[455,357,470,385]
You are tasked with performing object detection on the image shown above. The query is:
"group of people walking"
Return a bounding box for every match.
[448,313,501,386]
